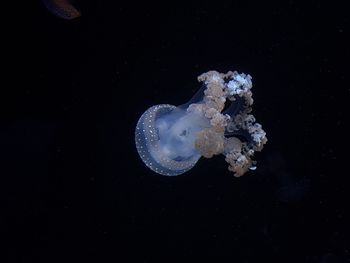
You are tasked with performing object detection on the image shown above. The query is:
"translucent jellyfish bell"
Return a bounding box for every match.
[135,89,209,175]
[135,70,267,177]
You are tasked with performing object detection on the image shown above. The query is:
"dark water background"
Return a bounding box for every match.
[2,1,349,262]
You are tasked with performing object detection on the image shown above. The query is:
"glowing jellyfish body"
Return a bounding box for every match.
[135,70,267,177]
[135,104,210,176]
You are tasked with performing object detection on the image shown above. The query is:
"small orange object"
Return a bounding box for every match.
[42,0,81,20]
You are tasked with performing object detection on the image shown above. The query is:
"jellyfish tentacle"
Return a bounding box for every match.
[178,84,206,110]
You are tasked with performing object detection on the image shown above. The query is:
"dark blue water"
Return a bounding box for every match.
[2,1,348,262]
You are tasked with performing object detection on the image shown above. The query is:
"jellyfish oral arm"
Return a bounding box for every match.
[135,70,267,177]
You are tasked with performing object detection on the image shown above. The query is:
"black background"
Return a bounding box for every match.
[2,0,349,262]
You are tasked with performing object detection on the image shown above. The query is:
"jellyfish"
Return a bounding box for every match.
[135,70,267,177]
[42,0,81,20]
